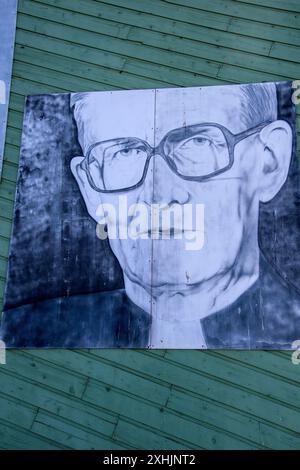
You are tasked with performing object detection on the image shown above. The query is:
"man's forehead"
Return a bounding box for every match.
[155,86,246,141]
[76,89,155,149]
[75,85,248,149]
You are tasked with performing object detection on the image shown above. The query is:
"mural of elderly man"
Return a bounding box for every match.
[70,82,300,348]
[2,81,300,348]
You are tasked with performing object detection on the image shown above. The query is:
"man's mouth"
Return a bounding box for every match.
[141,228,190,237]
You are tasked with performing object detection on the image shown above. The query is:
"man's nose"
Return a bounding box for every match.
[138,153,190,205]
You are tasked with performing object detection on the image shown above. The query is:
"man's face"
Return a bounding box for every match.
[75,86,265,294]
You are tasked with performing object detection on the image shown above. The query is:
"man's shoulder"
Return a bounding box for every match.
[202,256,300,349]
[1,289,151,348]
[259,258,300,345]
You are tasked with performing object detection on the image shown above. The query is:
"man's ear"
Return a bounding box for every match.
[258,120,293,203]
[70,157,105,222]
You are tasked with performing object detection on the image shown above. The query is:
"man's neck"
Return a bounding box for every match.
[123,248,260,348]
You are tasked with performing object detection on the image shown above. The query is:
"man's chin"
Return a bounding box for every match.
[124,270,208,292]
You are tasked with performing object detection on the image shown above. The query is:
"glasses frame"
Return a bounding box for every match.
[82,121,272,193]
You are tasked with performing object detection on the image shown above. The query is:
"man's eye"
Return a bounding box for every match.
[177,136,212,152]
[115,148,142,157]
[190,136,211,146]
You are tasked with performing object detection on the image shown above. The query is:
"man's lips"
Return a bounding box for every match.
[140,228,195,236]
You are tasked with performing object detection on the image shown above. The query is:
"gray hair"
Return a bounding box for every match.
[239,82,278,128]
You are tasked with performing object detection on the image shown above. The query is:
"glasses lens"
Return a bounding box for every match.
[165,126,229,177]
[86,138,149,191]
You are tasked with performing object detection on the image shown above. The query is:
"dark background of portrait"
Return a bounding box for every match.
[4,93,124,310]
[259,82,299,291]
[3,83,300,311]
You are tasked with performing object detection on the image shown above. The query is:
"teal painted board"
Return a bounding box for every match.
[0,0,300,449]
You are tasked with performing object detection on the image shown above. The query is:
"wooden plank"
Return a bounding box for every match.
[4,351,87,398]
[8,92,26,113]
[121,59,221,87]
[86,0,232,31]
[0,393,36,430]
[32,410,125,450]
[0,179,16,202]
[0,219,12,239]
[93,349,300,407]
[27,349,171,406]
[215,351,300,384]
[124,27,300,77]
[11,75,63,96]
[20,0,273,56]
[0,280,5,303]
[3,127,22,154]
[0,198,14,220]
[14,48,170,91]
[90,350,300,433]
[114,417,202,449]
[0,368,118,431]
[236,0,300,14]
[0,159,18,184]
[2,145,20,166]
[161,0,300,28]
[228,17,300,45]
[0,419,65,450]
[29,420,83,449]
[14,32,222,87]
[40,0,300,46]
[217,63,286,83]
[83,379,259,449]
[167,388,300,449]
[166,350,300,410]
[6,110,23,132]
[16,13,300,79]
[270,42,300,62]
[16,16,221,77]
[13,61,105,94]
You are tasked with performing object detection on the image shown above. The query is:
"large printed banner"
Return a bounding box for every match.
[0,0,17,177]
[1,82,300,348]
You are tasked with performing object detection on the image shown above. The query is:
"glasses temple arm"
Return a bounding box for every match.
[234,120,273,143]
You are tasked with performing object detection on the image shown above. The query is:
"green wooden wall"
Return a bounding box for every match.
[0,0,300,450]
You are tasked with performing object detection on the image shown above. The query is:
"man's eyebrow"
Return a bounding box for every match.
[191,127,227,140]
[166,124,225,142]
[105,137,145,145]
[90,137,148,153]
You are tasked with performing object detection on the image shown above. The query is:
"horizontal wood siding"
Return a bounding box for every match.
[0,0,299,449]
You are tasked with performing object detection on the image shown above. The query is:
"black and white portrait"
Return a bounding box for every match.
[1,81,300,348]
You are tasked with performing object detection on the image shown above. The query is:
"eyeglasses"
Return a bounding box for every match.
[81,121,272,193]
